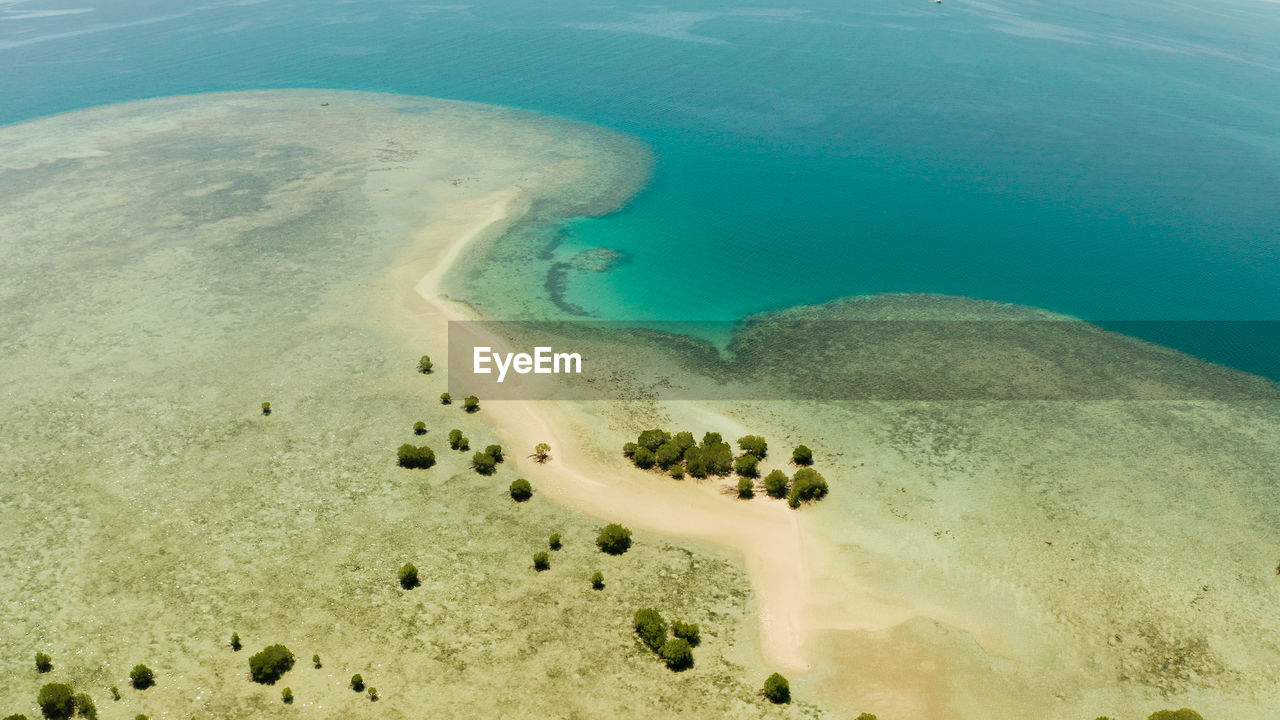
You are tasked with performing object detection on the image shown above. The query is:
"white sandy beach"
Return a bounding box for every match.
[389,187,816,671]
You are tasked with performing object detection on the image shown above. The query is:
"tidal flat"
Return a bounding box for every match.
[0,92,803,719]
[449,254,1280,718]
[4,89,1279,720]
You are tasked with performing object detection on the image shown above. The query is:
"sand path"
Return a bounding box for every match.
[393,187,814,671]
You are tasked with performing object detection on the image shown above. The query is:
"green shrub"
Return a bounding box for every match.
[737,477,754,499]
[463,395,479,412]
[439,392,451,405]
[129,665,154,690]
[109,687,120,701]
[698,435,734,475]
[471,451,497,475]
[396,444,436,469]
[72,694,96,720]
[135,716,148,720]
[653,441,684,469]
[417,355,433,374]
[37,684,74,720]
[596,524,632,555]
[281,688,293,704]
[248,645,294,684]
[549,533,562,550]
[509,478,533,502]
[1147,711,1206,720]
[448,428,463,449]
[312,654,321,669]
[763,672,790,704]
[734,454,759,477]
[458,436,470,451]
[483,444,504,463]
[533,442,551,463]
[230,632,241,651]
[350,674,364,691]
[412,421,426,435]
[590,571,605,590]
[671,621,701,647]
[788,467,829,508]
[671,431,696,453]
[4,714,30,720]
[398,563,420,589]
[633,608,667,652]
[737,435,768,459]
[764,470,790,499]
[636,429,671,451]
[659,637,693,671]
[533,551,550,571]
[670,465,684,480]
[34,652,51,673]
[621,442,638,458]
[792,445,813,466]
[631,446,655,469]
[684,448,708,478]
[855,714,878,720]
[261,401,271,416]
[368,687,378,701]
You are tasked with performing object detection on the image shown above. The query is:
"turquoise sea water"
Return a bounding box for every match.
[2,0,1278,375]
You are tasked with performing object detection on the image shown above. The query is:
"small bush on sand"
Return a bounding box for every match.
[281,688,293,704]
[483,444,504,463]
[737,435,768,459]
[509,478,533,502]
[734,454,759,477]
[533,551,550,571]
[763,673,790,704]
[248,645,294,685]
[659,638,693,671]
[129,665,154,690]
[792,445,813,466]
[396,444,436,469]
[417,355,433,374]
[787,467,829,508]
[350,674,364,692]
[471,451,497,475]
[591,571,605,590]
[73,694,96,720]
[398,563,420,589]
[671,621,701,647]
[1147,711,1206,720]
[261,401,271,416]
[737,477,754,499]
[636,429,671,451]
[463,395,479,412]
[631,446,655,469]
[633,609,667,652]
[34,652,51,673]
[412,421,426,435]
[230,632,241,651]
[549,533,562,550]
[764,469,789,499]
[440,392,451,405]
[596,524,632,555]
[37,684,74,720]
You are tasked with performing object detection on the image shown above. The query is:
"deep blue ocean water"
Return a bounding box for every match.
[3,0,1278,376]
